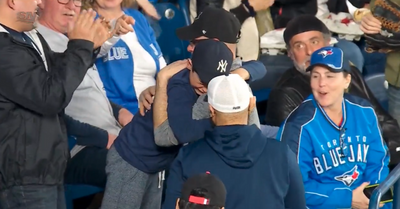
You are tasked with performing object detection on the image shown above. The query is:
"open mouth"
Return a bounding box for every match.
[64,13,75,17]
[319,92,328,96]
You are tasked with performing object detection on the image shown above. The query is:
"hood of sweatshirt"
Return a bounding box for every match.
[205,124,266,168]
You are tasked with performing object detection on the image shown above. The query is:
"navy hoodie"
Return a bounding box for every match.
[162,125,307,209]
[114,60,266,174]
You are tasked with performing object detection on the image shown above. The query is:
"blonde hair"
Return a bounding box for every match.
[82,0,136,10]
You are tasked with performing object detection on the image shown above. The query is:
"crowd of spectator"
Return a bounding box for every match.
[0,0,399,208]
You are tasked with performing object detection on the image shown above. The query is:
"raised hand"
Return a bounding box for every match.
[113,15,135,36]
[92,18,114,48]
[68,9,98,43]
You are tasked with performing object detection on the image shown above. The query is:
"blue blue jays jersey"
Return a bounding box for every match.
[277,94,390,209]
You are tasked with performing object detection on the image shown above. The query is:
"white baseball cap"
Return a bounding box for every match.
[208,74,252,113]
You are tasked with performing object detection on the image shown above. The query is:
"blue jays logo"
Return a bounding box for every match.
[334,165,360,186]
[318,49,333,58]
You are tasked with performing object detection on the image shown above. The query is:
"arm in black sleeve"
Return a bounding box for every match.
[110,101,123,121]
[265,87,304,126]
[230,4,252,25]
[0,40,94,116]
[64,114,108,148]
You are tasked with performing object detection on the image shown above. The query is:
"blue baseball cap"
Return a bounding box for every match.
[306,46,351,73]
[191,39,233,85]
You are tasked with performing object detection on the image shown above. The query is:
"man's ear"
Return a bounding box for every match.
[175,198,180,209]
[7,0,16,9]
[209,104,215,117]
[248,96,256,113]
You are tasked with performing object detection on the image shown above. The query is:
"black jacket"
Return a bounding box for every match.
[0,30,96,190]
[266,67,400,166]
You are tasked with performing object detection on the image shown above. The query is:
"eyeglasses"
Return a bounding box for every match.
[57,0,82,7]
[339,128,348,158]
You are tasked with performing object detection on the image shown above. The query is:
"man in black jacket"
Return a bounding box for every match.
[0,2,112,208]
[266,15,400,167]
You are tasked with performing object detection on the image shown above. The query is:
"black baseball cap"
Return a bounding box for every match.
[181,172,226,207]
[192,39,232,85]
[283,15,330,45]
[176,7,241,43]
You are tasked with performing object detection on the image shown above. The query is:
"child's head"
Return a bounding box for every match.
[176,172,226,209]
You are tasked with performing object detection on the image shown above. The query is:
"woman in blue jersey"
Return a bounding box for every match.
[277,46,390,209]
[84,0,166,114]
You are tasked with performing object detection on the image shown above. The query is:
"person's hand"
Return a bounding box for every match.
[139,86,155,116]
[157,59,190,80]
[360,13,382,34]
[114,15,135,36]
[92,18,115,49]
[118,108,134,126]
[137,0,160,20]
[106,133,117,149]
[248,0,274,11]
[68,9,98,42]
[352,182,374,209]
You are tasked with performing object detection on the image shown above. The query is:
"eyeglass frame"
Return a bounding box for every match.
[57,0,82,7]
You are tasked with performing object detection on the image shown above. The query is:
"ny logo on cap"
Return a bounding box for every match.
[217,60,228,73]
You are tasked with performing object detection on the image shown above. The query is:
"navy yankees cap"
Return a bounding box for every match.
[191,39,233,85]
[306,46,351,73]
[176,7,241,44]
[181,172,226,207]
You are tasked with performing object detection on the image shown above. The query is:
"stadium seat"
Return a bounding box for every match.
[65,136,104,209]
[148,2,191,64]
[364,73,389,111]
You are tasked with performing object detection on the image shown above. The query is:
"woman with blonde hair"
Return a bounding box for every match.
[85,0,166,114]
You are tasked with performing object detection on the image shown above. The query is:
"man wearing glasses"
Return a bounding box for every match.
[36,0,134,189]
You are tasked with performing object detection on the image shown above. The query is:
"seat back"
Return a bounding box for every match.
[149,2,191,64]
[368,163,400,209]
[364,73,389,111]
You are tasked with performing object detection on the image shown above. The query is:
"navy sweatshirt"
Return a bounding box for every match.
[114,61,266,174]
[113,71,194,174]
[162,125,307,209]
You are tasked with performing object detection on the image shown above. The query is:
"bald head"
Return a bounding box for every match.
[0,0,40,32]
[38,0,81,34]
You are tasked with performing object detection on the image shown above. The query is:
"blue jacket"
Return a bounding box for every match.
[95,8,163,114]
[277,94,391,209]
[114,62,265,174]
[162,125,306,209]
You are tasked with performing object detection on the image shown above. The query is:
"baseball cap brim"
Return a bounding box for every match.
[306,63,344,73]
[176,25,202,41]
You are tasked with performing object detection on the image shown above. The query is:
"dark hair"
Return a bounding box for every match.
[178,188,222,209]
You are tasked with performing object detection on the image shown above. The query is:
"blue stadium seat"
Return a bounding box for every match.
[364,73,389,111]
[148,2,191,64]
[65,136,104,209]
[253,88,271,102]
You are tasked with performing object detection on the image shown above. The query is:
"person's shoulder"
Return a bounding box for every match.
[123,8,146,20]
[344,94,376,117]
[344,93,374,109]
[285,97,316,125]
[168,70,191,85]
[179,139,208,157]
